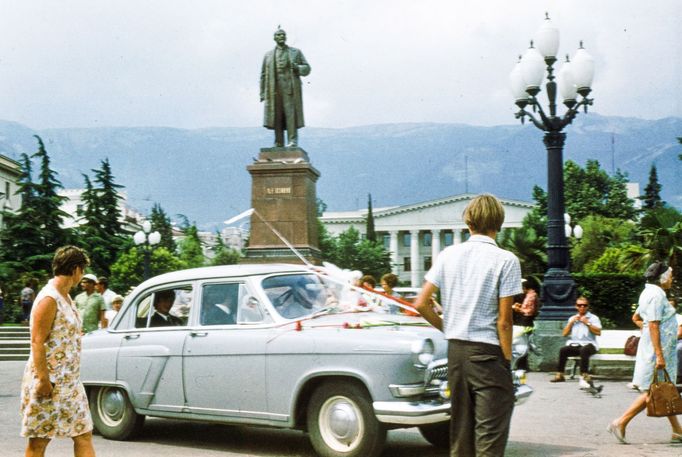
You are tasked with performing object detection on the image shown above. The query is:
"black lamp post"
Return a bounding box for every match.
[134,221,161,280]
[510,13,595,321]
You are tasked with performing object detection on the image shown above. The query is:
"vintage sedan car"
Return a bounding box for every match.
[81,264,531,457]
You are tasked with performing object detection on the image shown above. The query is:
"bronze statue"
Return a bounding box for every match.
[260,27,310,147]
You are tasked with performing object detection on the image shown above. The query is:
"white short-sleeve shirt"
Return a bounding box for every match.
[424,234,522,345]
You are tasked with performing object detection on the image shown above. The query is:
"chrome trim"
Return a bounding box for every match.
[388,383,426,397]
[373,400,450,425]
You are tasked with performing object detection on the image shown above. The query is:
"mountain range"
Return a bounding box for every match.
[0,114,679,232]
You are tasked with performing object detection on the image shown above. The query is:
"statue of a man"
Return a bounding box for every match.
[260,27,310,147]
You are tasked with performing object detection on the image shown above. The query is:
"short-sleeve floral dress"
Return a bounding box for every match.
[20,279,93,438]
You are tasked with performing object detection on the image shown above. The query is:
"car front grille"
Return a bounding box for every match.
[424,359,448,384]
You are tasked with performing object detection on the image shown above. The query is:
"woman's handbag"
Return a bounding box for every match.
[646,369,682,417]
[623,335,640,356]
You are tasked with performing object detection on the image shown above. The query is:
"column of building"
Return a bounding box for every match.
[410,229,420,287]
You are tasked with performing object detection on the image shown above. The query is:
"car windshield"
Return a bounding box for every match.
[261,273,404,320]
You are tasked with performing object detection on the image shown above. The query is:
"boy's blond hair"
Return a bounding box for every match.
[462,194,505,234]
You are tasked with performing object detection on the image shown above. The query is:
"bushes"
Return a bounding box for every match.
[573,273,644,329]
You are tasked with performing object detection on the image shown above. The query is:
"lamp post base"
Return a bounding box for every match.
[528,320,566,372]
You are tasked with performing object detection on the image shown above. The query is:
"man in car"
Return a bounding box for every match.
[149,289,183,327]
[415,193,522,457]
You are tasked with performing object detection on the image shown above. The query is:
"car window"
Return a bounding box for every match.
[262,274,330,319]
[132,286,193,329]
[237,284,269,324]
[200,283,239,325]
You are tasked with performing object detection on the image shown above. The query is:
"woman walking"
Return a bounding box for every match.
[607,261,681,443]
[20,246,96,457]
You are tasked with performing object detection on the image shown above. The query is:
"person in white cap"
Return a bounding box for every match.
[74,273,106,333]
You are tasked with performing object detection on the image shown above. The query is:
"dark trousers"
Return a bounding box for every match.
[557,343,597,374]
[274,80,297,146]
[448,339,515,457]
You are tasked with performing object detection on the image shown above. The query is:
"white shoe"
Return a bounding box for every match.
[579,377,591,389]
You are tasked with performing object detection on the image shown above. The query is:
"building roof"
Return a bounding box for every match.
[321,193,534,224]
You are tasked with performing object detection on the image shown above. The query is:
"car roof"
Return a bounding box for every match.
[135,263,310,290]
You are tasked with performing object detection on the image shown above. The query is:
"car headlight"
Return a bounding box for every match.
[411,338,435,368]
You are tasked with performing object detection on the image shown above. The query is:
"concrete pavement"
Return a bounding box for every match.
[2,361,682,456]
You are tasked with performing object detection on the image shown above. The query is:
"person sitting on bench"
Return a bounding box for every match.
[550,296,602,386]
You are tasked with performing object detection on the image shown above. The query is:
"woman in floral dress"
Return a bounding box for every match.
[608,262,682,444]
[20,246,96,457]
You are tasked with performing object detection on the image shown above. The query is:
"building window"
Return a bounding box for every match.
[423,232,432,247]
[382,233,390,249]
[444,232,454,246]
[4,182,9,198]
[402,233,411,247]
[463,230,471,242]
[424,256,432,271]
[403,257,411,272]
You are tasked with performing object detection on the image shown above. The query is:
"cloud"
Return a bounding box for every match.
[0,0,679,129]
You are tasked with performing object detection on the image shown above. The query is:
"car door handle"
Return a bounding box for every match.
[124,334,140,340]
[190,331,208,337]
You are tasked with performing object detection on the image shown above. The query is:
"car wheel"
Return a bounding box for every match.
[307,381,386,457]
[418,420,450,449]
[89,386,145,440]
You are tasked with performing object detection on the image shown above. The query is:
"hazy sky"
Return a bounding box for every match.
[1,0,680,130]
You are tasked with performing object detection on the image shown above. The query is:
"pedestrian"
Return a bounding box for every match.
[94,276,117,312]
[415,193,522,456]
[512,278,538,326]
[608,261,682,443]
[20,245,96,456]
[21,280,36,324]
[103,295,124,328]
[74,274,106,333]
[549,296,602,388]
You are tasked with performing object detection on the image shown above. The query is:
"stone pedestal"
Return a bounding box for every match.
[243,147,321,265]
[528,320,565,372]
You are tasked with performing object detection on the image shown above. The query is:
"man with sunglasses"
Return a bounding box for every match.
[550,296,602,386]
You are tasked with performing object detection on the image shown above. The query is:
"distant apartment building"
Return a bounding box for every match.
[0,154,23,230]
[58,188,145,232]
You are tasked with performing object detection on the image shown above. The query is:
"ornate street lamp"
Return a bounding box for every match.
[134,220,161,280]
[510,13,595,321]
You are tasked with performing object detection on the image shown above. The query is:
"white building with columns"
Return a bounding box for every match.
[321,193,534,286]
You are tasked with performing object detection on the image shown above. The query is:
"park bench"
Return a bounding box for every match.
[566,329,638,379]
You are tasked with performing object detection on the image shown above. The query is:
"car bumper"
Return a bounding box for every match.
[373,399,450,425]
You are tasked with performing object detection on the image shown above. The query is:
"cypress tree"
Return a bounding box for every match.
[366,193,376,243]
[150,203,176,252]
[32,135,71,257]
[641,164,664,210]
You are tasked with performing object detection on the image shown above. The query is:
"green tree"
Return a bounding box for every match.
[31,135,71,266]
[210,232,241,266]
[570,215,636,272]
[77,159,127,275]
[0,153,44,273]
[177,224,205,268]
[641,164,664,210]
[150,203,176,252]
[93,159,124,236]
[365,193,376,243]
[110,246,187,293]
[322,226,390,279]
[562,160,636,221]
[498,226,546,274]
